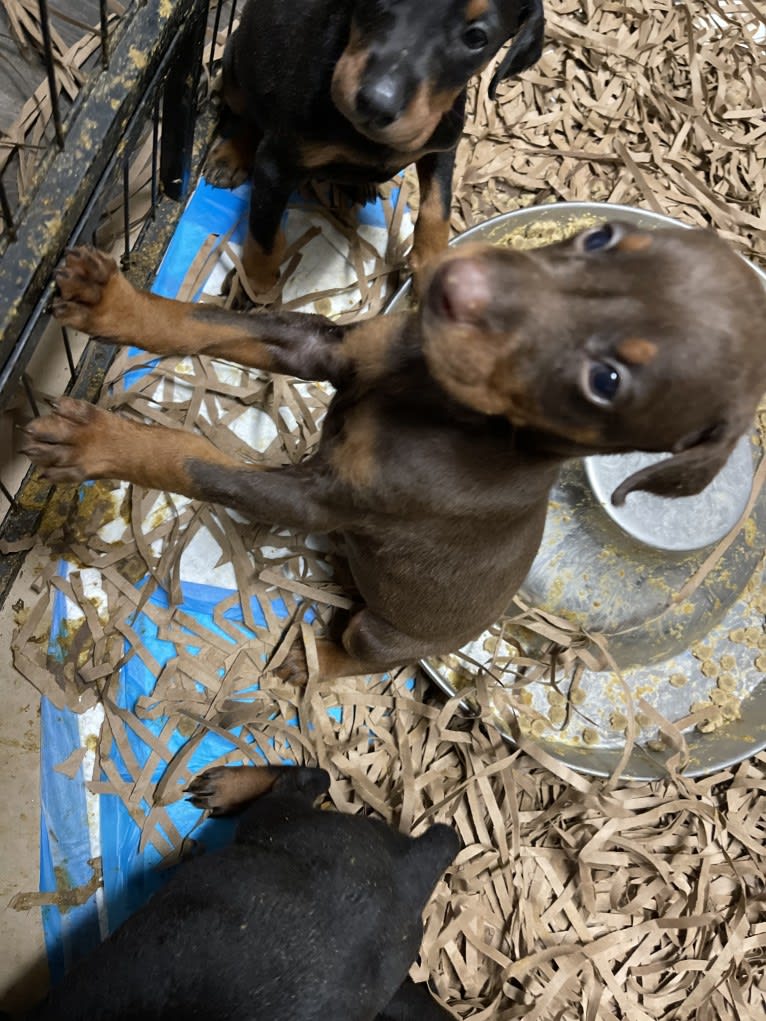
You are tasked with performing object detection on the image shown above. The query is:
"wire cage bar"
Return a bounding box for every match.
[0,0,240,603]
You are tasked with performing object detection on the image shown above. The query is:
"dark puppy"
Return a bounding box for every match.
[27,765,458,1020]
[21,225,766,681]
[207,0,544,293]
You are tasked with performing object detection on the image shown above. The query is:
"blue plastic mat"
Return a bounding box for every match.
[42,575,256,976]
[39,178,406,980]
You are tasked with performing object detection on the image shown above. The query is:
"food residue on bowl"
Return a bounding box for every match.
[496,214,601,250]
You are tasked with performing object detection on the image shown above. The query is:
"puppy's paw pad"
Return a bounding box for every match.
[204,139,250,190]
[53,248,120,331]
[24,398,99,440]
[67,246,115,284]
[20,399,104,482]
[55,247,116,298]
[186,767,236,814]
[52,396,100,425]
[51,298,93,330]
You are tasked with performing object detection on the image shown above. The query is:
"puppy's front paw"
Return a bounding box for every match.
[52,246,130,338]
[204,138,250,190]
[272,638,356,684]
[19,397,113,483]
[273,641,310,686]
[186,765,278,815]
[240,231,286,300]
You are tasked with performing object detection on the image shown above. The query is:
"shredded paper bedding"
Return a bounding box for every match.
[3,0,766,1017]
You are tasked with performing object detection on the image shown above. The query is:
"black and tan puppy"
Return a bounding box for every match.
[206,0,544,292]
[27,765,458,1020]
[21,224,766,681]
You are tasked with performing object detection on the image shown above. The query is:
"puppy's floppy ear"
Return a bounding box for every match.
[488,0,545,99]
[610,422,744,507]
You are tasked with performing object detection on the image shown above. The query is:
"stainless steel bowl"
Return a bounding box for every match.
[388,202,766,779]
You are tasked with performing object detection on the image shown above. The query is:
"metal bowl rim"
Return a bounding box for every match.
[385,201,766,313]
[403,201,766,779]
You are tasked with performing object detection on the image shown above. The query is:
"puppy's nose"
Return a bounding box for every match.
[431,257,492,324]
[356,76,403,128]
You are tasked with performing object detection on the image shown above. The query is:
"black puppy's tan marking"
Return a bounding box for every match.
[185,763,287,815]
[409,153,453,282]
[206,0,545,294]
[22,227,766,682]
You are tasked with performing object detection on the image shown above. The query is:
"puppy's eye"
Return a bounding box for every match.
[463,25,489,49]
[584,361,621,405]
[578,223,621,253]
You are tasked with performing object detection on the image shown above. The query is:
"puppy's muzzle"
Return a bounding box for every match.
[356,75,404,130]
[425,255,494,326]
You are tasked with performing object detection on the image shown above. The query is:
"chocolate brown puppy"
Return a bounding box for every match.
[21,225,766,681]
[206,0,544,293]
[27,765,458,1020]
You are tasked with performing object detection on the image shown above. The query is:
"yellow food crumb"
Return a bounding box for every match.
[609,713,628,730]
[569,687,586,706]
[636,713,651,728]
[691,700,714,713]
[530,718,547,737]
[700,659,718,678]
[582,728,599,745]
[716,673,737,692]
[548,706,567,726]
[719,654,736,671]
[720,700,742,722]
[501,215,599,251]
[547,689,566,706]
[669,673,687,688]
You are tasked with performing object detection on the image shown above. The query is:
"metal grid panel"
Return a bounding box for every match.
[0,0,242,602]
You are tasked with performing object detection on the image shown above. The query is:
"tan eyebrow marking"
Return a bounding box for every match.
[616,234,653,252]
[617,338,658,365]
[466,0,490,20]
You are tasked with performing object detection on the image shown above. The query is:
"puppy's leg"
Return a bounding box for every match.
[276,608,456,683]
[20,399,346,532]
[19,397,240,491]
[376,977,454,1020]
[410,148,456,298]
[242,137,300,294]
[52,247,350,383]
[204,117,259,191]
[186,764,330,816]
[204,40,260,190]
[187,765,282,815]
